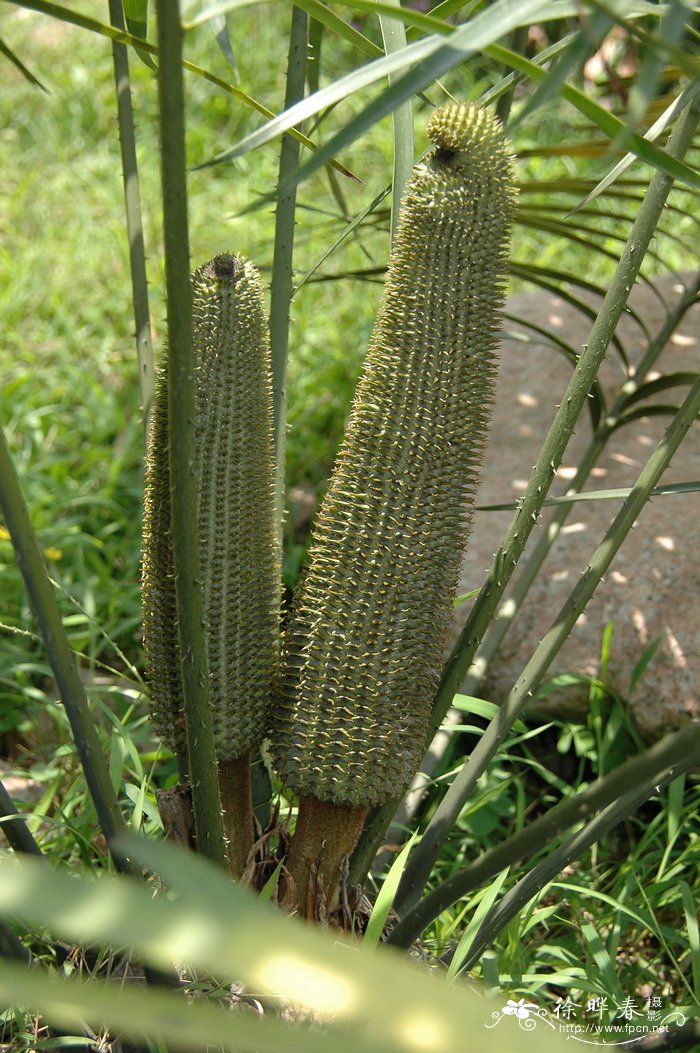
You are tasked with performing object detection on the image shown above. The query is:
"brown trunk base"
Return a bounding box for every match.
[284,796,368,920]
[218,754,254,878]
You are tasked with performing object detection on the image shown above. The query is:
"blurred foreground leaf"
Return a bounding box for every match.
[0,836,570,1052]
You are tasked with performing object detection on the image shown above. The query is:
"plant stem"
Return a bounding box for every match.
[385,94,700,910]
[218,755,254,879]
[0,780,45,859]
[379,0,413,241]
[0,429,129,865]
[108,0,154,427]
[0,921,31,963]
[388,725,700,948]
[496,23,528,126]
[0,391,182,1004]
[270,4,308,534]
[155,0,226,867]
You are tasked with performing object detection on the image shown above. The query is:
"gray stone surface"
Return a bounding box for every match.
[453,274,700,741]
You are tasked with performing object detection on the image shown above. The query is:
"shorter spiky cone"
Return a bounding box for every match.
[273,103,516,910]
[142,253,281,873]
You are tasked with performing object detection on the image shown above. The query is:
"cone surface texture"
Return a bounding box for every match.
[273,102,517,807]
[142,254,280,761]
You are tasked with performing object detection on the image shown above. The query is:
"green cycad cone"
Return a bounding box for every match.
[142,254,280,765]
[273,102,517,808]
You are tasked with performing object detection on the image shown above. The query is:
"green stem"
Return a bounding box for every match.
[378,0,413,241]
[1,414,181,1012]
[495,23,528,126]
[108,0,154,426]
[386,94,700,912]
[270,4,308,534]
[0,429,129,865]
[155,0,226,867]
[388,725,700,948]
[0,921,31,963]
[0,780,45,859]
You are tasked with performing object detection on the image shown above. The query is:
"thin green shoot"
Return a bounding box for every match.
[364,831,418,948]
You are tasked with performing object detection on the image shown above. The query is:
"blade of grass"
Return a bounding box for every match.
[122,0,148,39]
[122,0,156,70]
[0,959,357,1053]
[488,41,700,190]
[0,838,573,1053]
[495,23,529,127]
[633,875,700,1007]
[293,182,391,293]
[387,726,700,948]
[154,0,226,867]
[364,832,418,948]
[0,36,49,91]
[677,881,700,996]
[200,0,239,78]
[189,0,473,36]
[659,772,686,880]
[584,0,700,83]
[508,10,613,132]
[620,0,689,136]
[294,0,382,59]
[307,11,323,94]
[108,0,155,426]
[476,480,700,513]
[445,867,510,982]
[580,920,625,1003]
[365,95,700,905]
[508,261,637,366]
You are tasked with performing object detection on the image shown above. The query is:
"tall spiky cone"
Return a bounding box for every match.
[272,103,517,912]
[142,253,280,874]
